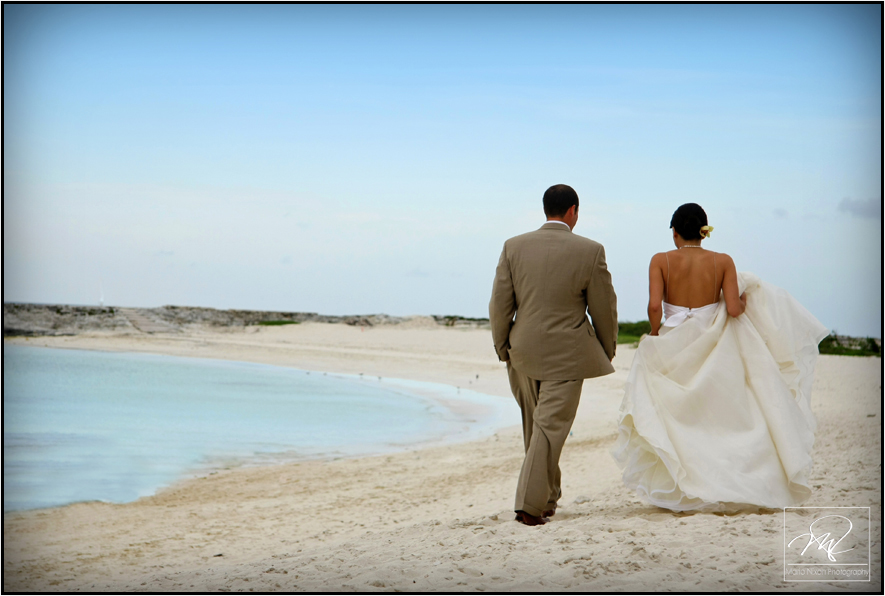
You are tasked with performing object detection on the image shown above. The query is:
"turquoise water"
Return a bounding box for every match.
[3,345,512,512]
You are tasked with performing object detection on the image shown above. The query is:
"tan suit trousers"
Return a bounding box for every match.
[507,363,583,517]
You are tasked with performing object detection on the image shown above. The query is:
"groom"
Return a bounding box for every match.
[489,184,618,526]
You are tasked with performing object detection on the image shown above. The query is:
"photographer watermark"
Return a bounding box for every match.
[784,507,870,582]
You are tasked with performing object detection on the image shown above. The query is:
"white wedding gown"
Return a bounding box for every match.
[612,272,829,511]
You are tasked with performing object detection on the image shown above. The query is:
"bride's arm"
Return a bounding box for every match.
[647,254,665,336]
[721,254,747,317]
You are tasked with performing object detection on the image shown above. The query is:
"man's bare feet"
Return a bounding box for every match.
[542,509,555,518]
[515,511,548,526]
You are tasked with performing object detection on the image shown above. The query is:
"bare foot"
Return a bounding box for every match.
[515,511,548,526]
[543,509,555,518]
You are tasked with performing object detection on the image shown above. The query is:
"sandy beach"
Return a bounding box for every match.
[3,321,881,592]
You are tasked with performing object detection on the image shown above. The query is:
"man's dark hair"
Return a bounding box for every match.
[543,184,579,218]
[669,203,708,240]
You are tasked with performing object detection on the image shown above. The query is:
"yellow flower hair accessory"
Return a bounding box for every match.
[700,225,714,238]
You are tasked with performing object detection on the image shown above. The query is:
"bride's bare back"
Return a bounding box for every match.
[663,249,722,308]
[647,247,745,335]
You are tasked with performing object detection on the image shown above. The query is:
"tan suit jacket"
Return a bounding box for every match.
[489,222,618,381]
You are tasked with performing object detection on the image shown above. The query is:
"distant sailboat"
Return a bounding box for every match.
[99,281,105,308]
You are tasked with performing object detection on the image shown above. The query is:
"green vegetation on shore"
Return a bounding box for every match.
[434,315,490,327]
[818,334,880,357]
[617,321,652,345]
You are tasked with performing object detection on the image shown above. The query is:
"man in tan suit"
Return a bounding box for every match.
[489,184,617,526]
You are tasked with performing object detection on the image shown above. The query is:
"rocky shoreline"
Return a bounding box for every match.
[2,303,491,337]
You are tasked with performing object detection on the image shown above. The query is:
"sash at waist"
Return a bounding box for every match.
[662,301,719,328]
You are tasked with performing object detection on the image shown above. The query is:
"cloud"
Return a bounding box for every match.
[838,198,882,219]
[773,208,788,219]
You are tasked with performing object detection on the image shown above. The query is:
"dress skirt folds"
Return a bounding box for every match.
[611,272,829,511]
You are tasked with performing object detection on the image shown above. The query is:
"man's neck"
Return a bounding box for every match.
[546,219,571,229]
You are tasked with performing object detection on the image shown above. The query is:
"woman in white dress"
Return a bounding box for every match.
[612,203,829,512]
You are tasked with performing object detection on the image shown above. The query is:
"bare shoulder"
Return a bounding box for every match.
[649,252,669,267]
[710,251,735,267]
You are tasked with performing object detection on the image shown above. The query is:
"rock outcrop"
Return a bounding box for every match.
[2,303,490,336]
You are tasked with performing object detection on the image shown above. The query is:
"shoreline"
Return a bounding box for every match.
[4,324,882,592]
[3,343,516,515]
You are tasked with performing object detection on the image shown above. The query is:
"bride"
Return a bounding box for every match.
[612,203,829,511]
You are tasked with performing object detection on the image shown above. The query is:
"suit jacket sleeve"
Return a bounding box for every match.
[489,244,516,362]
[586,245,618,360]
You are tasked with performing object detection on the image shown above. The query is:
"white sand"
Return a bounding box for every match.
[3,323,881,592]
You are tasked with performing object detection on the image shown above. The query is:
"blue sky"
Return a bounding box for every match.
[4,4,882,337]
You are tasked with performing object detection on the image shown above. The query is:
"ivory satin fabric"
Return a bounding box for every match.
[612,272,829,511]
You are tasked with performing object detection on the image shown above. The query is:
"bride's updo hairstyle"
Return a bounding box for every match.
[670,203,708,241]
